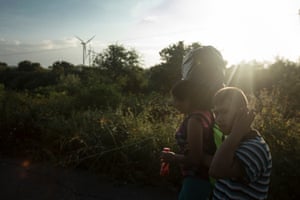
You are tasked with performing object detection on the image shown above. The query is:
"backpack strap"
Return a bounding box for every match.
[187,111,225,186]
[187,111,213,129]
[187,111,216,156]
[189,112,224,149]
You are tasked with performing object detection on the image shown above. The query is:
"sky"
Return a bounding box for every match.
[0,0,300,68]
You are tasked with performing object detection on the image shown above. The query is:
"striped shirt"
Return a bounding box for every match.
[212,135,272,200]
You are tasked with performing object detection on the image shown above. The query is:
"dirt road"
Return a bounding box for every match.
[0,158,177,200]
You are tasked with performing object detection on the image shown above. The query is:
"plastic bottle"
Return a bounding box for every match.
[160,147,171,176]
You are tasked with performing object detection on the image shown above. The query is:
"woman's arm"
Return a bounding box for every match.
[160,117,204,165]
[161,117,212,168]
[185,117,205,166]
[208,133,245,179]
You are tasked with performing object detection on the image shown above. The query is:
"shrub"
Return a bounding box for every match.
[254,88,300,200]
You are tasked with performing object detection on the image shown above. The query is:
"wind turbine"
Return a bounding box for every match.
[75,35,95,65]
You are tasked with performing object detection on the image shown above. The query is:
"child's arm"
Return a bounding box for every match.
[208,132,245,179]
[209,110,254,180]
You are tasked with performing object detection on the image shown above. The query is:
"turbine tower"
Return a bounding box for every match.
[75,35,95,65]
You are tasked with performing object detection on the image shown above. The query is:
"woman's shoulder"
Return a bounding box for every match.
[187,110,213,128]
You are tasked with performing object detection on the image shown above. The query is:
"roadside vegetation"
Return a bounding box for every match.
[0,41,299,199]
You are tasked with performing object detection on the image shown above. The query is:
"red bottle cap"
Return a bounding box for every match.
[163,147,170,152]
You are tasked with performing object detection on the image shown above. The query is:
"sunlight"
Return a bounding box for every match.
[173,0,300,94]
[125,0,300,68]
[176,0,300,66]
[211,0,293,63]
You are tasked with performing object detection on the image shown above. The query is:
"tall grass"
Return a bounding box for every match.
[0,91,181,183]
[253,88,300,199]
[0,87,299,198]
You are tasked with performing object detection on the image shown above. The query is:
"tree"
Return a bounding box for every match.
[94,44,141,77]
[94,44,146,93]
[159,41,200,64]
[50,61,76,75]
[269,59,300,117]
[148,41,201,93]
[0,62,8,71]
[17,60,43,72]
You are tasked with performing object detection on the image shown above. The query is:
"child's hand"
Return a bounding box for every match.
[160,151,175,163]
[231,109,255,139]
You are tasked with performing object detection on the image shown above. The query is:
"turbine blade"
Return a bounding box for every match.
[75,35,84,43]
[86,35,95,44]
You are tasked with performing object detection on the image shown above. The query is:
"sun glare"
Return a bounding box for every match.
[178,0,300,66]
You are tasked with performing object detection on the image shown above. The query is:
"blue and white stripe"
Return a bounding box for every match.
[212,135,272,200]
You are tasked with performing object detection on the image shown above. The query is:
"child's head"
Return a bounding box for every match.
[171,80,212,114]
[213,87,249,135]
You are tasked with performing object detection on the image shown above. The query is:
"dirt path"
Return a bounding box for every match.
[0,158,177,200]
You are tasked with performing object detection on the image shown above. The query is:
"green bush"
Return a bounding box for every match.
[74,84,122,110]
[254,88,300,200]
